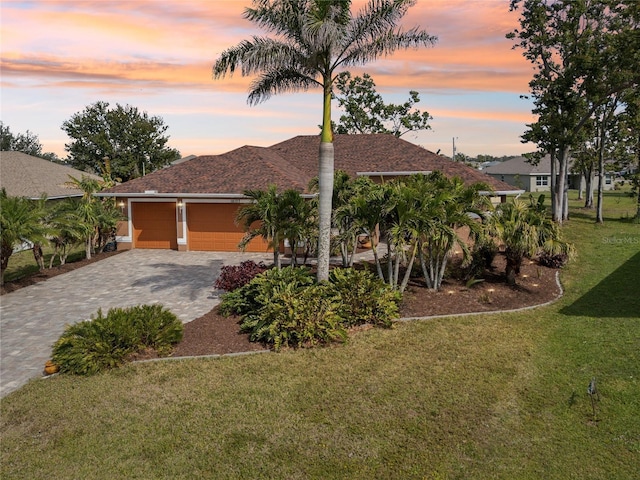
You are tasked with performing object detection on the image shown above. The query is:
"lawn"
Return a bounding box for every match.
[1,190,639,480]
[2,244,86,283]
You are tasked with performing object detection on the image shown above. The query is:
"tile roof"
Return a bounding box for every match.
[0,151,102,199]
[102,134,520,196]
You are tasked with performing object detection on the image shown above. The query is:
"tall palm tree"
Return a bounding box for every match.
[213,0,436,281]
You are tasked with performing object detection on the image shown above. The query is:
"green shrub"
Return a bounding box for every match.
[219,266,314,317]
[261,285,346,351]
[222,266,399,351]
[328,268,401,328]
[52,305,183,375]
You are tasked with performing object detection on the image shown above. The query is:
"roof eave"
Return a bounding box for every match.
[96,192,316,199]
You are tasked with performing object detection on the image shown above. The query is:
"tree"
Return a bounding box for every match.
[488,196,573,285]
[613,90,640,220]
[61,102,181,182]
[213,0,436,281]
[334,72,432,137]
[65,175,122,259]
[508,0,640,224]
[0,189,50,284]
[237,185,313,268]
[0,122,60,161]
[413,173,490,292]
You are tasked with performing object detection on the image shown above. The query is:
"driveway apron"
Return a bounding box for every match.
[0,249,272,398]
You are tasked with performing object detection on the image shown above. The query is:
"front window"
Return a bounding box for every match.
[536,176,548,186]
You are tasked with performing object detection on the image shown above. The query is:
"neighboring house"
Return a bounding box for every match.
[484,154,614,193]
[0,151,102,199]
[100,134,523,252]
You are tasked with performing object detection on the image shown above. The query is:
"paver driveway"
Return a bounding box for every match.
[0,249,272,398]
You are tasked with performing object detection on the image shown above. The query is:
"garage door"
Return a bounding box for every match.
[187,203,269,252]
[132,202,178,249]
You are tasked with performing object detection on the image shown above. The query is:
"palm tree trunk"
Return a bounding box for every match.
[317,79,335,282]
[399,242,418,293]
[371,242,384,281]
[85,237,92,260]
[317,141,334,282]
[32,244,45,271]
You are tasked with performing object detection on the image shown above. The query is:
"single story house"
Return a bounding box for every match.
[0,151,102,199]
[99,134,522,252]
[484,154,614,193]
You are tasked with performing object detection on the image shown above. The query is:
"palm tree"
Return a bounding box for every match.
[412,173,490,291]
[213,0,436,281]
[489,197,574,285]
[237,185,284,267]
[0,189,49,284]
[65,175,121,259]
[237,185,312,268]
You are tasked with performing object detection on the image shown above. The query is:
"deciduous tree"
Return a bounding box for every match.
[62,102,180,181]
[334,72,432,137]
[508,0,639,223]
[0,122,60,161]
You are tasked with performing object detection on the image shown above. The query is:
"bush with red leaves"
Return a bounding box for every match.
[214,261,268,292]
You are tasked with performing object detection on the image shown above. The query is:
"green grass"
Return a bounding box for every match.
[2,244,86,283]
[2,190,639,480]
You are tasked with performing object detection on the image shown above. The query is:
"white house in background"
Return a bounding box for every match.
[483,155,614,193]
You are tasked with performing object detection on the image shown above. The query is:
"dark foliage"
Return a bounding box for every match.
[214,260,268,292]
[537,252,569,269]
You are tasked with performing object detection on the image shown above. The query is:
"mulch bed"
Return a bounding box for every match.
[172,254,561,357]
[2,251,561,358]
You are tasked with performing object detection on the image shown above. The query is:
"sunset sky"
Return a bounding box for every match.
[1,0,538,160]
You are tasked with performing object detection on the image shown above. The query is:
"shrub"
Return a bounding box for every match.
[537,252,569,269]
[214,260,268,292]
[256,285,347,351]
[218,266,314,317]
[328,268,400,328]
[52,305,183,375]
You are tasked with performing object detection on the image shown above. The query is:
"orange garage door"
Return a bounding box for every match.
[132,202,178,249]
[187,203,269,252]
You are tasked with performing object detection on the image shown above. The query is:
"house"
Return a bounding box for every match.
[99,134,523,252]
[0,151,103,199]
[483,154,614,193]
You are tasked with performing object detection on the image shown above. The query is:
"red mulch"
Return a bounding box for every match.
[2,252,561,358]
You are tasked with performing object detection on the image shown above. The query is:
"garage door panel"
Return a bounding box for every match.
[132,202,177,249]
[187,203,269,252]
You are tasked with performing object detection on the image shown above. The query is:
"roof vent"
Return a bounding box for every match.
[144,190,158,194]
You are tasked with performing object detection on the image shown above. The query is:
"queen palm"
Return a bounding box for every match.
[213,0,436,281]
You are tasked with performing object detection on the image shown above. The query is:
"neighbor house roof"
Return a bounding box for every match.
[101,134,521,197]
[0,151,103,199]
[484,155,551,176]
